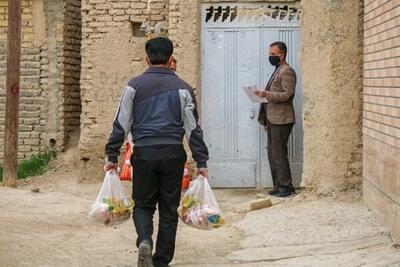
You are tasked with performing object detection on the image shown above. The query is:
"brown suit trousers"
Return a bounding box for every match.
[267,121,293,188]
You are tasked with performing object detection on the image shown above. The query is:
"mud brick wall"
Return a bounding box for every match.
[300,0,363,195]
[79,0,169,180]
[362,0,400,242]
[43,0,67,151]
[0,0,47,160]
[63,0,82,146]
[0,0,82,161]
[168,0,200,90]
[44,0,82,151]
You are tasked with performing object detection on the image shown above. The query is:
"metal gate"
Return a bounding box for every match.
[201,3,303,188]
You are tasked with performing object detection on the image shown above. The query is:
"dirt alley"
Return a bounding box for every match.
[1,163,400,267]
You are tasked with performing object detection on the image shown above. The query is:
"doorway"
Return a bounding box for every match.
[200,2,303,188]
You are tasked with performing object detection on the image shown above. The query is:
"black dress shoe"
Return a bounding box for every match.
[267,188,280,195]
[153,262,170,267]
[274,186,296,198]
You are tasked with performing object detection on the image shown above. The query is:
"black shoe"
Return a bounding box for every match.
[153,262,170,267]
[274,186,296,198]
[138,240,154,267]
[267,188,280,195]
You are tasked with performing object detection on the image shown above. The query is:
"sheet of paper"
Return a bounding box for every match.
[242,85,268,103]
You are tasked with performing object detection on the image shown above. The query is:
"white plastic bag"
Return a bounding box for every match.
[178,175,225,230]
[88,170,134,225]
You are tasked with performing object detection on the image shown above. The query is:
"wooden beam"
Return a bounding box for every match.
[3,0,22,188]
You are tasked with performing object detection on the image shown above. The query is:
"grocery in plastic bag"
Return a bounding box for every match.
[88,170,134,225]
[178,175,225,230]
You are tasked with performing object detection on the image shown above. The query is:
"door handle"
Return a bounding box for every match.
[249,107,255,119]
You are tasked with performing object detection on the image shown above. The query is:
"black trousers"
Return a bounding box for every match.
[266,121,294,188]
[131,144,186,266]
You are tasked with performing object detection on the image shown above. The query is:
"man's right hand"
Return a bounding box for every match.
[195,167,209,178]
[104,161,118,172]
[255,89,268,98]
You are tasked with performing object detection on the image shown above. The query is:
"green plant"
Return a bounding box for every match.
[0,150,56,182]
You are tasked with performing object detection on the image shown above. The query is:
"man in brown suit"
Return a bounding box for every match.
[255,41,296,198]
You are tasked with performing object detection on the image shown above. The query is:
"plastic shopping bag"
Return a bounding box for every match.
[178,175,225,230]
[88,170,134,225]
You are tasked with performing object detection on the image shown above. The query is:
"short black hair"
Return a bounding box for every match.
[145,37,174,65]
[270,41,287,58]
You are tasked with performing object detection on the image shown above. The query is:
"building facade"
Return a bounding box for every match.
[0,0,398,240]
[78,0,363,196]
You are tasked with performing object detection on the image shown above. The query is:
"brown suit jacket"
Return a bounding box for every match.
[258,63,296,125]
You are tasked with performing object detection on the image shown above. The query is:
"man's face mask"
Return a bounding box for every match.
[269,55,281,66]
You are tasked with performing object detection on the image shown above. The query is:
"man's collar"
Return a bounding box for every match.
[276,61,287,68]
[145,66,176,75]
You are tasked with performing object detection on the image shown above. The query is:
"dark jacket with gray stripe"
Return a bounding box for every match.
[105,67,209,168]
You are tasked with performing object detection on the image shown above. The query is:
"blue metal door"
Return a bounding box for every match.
[201,3,303,188]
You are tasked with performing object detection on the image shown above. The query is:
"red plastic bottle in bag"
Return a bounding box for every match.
[182,163,190,190]
[120,142,133,181]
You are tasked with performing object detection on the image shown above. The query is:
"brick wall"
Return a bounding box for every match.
[362,0,400,241]
[0,0,82,161]
[63,0,82,146]
[0,0,47,160]
[79,0,169,180]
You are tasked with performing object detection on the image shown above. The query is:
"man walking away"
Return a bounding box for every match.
[104,37,209,267]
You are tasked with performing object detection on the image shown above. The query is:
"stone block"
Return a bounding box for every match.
[250,198,272,211]
[113,15,130,22]
[19,146,32,152]
[95,15,112,22]
[108,9,125,16]
[130,2,147,9]
[112,2,130,9]
[24,139,40,146]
